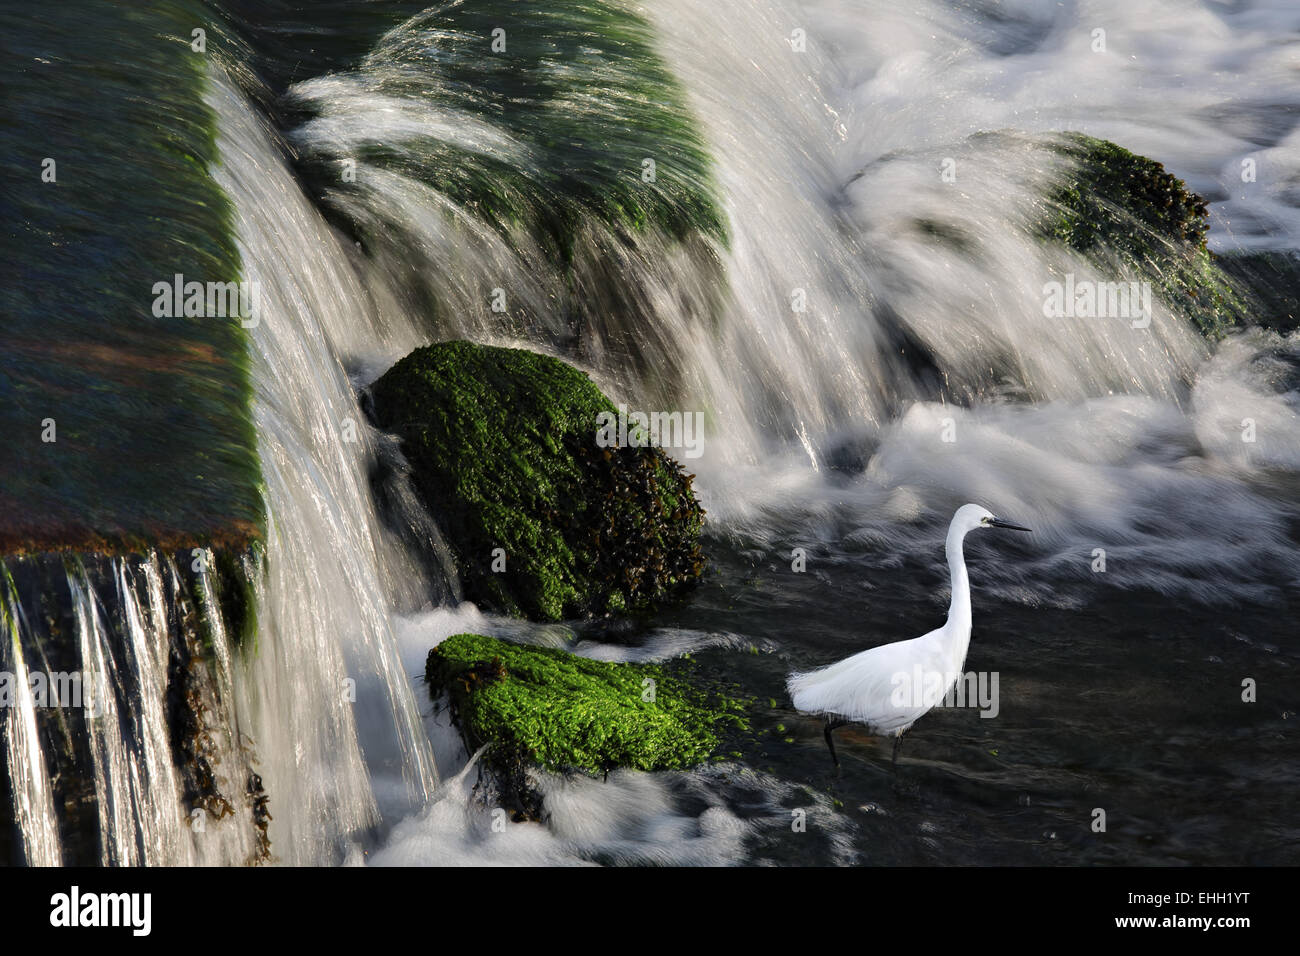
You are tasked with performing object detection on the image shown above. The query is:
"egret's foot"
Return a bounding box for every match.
[891,731,906,769]
[824,718,847,771]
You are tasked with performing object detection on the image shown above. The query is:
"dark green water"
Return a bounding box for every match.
[0,1,261,552]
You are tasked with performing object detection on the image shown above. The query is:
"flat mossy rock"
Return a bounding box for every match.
[426,633,747,819]
[371,341,706,622]
[1044,133,1246,338]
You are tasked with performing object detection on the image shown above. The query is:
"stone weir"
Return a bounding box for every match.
[0,2,267,865]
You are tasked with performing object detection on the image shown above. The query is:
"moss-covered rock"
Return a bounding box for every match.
[426,633,747,819]
[1043,133,1247,338]
[371,341,706,622]
[290,0,727,265]
[1047,134,1209,252]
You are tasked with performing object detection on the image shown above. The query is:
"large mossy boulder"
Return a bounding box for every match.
[1044,133,1246,338]
[426,633,748,819]
[371,341,706,622]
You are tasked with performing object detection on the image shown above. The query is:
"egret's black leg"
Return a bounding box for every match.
[824,718,846,769]
[891,729,907,768]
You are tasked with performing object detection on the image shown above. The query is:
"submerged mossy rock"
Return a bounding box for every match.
[1048,133,1210,253]
[426,633,747,819]
[371,341,706,622]
[286,1,729,408]
[1044,133,1247,338]
[290,0,727,265]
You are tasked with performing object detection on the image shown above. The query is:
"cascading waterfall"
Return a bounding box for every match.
[0,581,61,867]
[66,557,255,866]
[269,0,1300,607]
[206,67,443,864]
[276,0,1245,468]
[0,53,453,870]
[71,568,151,866]
[2,553,264,866]
[283,0,729,412]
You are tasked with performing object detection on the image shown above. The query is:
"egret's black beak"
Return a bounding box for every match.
[989,518,1032,532]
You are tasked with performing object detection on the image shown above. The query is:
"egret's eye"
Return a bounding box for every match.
[981,516,992,524]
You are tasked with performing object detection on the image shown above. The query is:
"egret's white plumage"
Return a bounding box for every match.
[787,504,1029,756]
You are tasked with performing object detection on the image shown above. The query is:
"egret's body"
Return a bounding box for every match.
[787,504,1029,765]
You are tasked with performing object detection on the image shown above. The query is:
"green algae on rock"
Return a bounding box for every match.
[289,0,727,265]
[371,341,706,622]
[1043,133,1246,338]
[426,633,748,819]
[1047,134,1210,253]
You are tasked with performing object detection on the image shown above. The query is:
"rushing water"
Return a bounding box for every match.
[2,553,266,866]
[206,70,450,864]
[5,0,1299,865]
[0,582,61,867]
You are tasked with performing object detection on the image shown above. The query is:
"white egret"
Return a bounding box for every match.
[786,504,1031,767]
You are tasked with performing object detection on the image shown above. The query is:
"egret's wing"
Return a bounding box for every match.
[786,630,956,734]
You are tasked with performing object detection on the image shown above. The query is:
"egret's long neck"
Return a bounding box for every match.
[945,524,972,639]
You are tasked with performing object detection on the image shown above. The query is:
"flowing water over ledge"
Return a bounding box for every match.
[3,0,1299,865]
